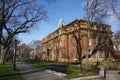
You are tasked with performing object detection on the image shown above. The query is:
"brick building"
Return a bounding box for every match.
[41,19,113,62]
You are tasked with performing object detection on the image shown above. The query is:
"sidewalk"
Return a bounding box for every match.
[16,62,68,80]
[70,76,105,80]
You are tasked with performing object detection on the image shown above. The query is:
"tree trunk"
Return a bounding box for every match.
[0,48,6,64]
[79,58,82,74]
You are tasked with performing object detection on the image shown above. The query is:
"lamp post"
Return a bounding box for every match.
[13,39,18,70]
[96,51,99,66]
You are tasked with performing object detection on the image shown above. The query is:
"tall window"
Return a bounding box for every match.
[100,37,104,46]
[88,49,92,58]
[59,40,62,48]
[94,37,98,46]
[105,38,109,45]
[95,51,98,58]
[94,25,96,30]
[114,45,116,50]
[118,45,120,50]
[59,51,62,60]
[102,50,105,58]
[89,37,91,45]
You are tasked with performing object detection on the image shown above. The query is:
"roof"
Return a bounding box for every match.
[42,19,112,41]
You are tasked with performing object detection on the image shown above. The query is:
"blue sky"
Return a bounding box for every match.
[18,0,119,44]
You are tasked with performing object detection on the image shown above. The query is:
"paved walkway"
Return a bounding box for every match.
[106,70,120,80]
[16,62,68,80]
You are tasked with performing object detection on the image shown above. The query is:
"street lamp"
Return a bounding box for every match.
[13,39,18,70]
[96,51,99,66]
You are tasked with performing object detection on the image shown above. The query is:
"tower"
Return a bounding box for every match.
[58,18,64,28]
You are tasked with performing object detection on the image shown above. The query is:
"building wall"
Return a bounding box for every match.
[41,19,113,62]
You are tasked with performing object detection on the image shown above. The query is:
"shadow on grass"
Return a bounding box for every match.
[0,73,20,77]
[0,69,43,78]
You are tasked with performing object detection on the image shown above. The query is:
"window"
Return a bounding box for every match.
[118,45,120,50]
[95,51,98,58]
[89,37,91,45]
[94,25,96,29]
[94,37,98,46]
[88,49,92,58]
[114,45,116,50]
[100,37,104,46]
[102,50,105,58]
[106,27,109,31]
[59,40,62,48]
[105,38,109,45]
[98,26,101,31]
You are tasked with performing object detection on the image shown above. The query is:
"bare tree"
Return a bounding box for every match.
[113,29,120,50]
[112,29,120,60]
[72,21,83,74]
[29,40,41,49]
[84,0,112,67]
[28,40,41,61]
[20,43,32,61]
[111,0,120,21]
[0,0,48,64]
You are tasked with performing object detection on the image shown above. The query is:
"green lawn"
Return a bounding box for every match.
[0,62,23,80]
[26,60,98,79]
[27,60,58,69]
[66,66,98,79]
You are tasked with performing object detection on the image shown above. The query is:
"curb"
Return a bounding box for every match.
[45,70,67,77]
[70,75,102,80]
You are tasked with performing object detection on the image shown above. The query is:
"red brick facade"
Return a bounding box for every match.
[41,19,113,62]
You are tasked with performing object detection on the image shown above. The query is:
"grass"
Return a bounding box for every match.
[25,60,99,79]
[0,62,23,80]
[25,60,57,69]
[66,65,99,79]
[100,60,120,70]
